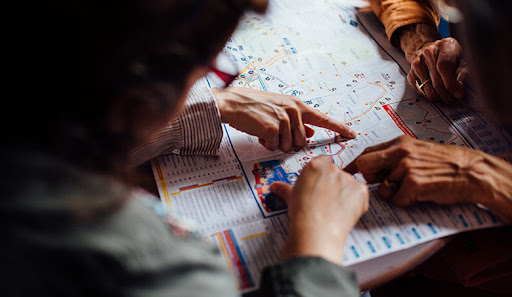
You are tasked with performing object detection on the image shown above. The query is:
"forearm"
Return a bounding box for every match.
[395,23,441,63]
[475,153,512,223]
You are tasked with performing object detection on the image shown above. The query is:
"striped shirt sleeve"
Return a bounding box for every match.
[129,83,224,166]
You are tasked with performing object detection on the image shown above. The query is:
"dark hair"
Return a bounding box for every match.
[4,0,265,175]
[463,0,512,124]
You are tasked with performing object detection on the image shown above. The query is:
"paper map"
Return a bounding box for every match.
[151,0,511,292]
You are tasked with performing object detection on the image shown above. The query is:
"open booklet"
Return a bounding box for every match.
[151,0,511,292]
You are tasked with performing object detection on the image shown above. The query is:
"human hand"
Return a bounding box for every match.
[270,155,369,266]
[345,135,498,207]
[212,87,356,152]
[396,24,467,104]
[407,37,467,104]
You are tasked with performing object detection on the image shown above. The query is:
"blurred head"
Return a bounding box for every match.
[429,0,512,126]
[462,0,512,126]
[6,0,267,173]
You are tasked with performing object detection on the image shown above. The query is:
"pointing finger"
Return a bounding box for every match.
[302,107,357,138]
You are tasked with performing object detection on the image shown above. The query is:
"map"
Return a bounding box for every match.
[152,0,511,292]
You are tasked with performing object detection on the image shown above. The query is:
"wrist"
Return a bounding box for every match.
[473,153,512,222]
[395,23,441,63]
[281,222,350,266]
[211,87,233,123]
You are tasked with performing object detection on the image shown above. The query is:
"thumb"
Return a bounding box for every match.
[269,181,293,202]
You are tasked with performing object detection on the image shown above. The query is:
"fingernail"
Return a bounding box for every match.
[349,130,357,138]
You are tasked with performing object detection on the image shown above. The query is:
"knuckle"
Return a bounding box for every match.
[397,135,412,143]
[305,160,322,173]
[398,158,415,172]
[276,108,288,119]
[285,105,300,117]
[310,155,330,168]
[444,37,456,45]
[411,58,422,69]
[421,47,434,58]
[440,38,451,46]
[289,95,301,103]
[396,144,414,156]
[263,123,279,136]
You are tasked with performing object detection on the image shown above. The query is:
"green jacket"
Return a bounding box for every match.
[1,152,359,297]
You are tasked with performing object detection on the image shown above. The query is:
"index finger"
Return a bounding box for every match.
[344,146,408,183]
[302,107,357,139]
[344,138,399,174]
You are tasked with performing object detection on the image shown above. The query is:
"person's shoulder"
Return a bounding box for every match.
[2,151,237,296]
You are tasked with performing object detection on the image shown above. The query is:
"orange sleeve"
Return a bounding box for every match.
[368,0,440,46]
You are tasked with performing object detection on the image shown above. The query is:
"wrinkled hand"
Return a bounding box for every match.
[345,135,494,207]
[270,155,369,265]
[407,37,468,104]
[212,87,356,152]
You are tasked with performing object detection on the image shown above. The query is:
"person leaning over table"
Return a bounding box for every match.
[1,0,370,296]
[346,0,512,296]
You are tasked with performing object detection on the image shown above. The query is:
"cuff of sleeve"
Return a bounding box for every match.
[380,2,440,47]
[128,82,223,166]
[128,117,183,166]
[259,256,359,297]
[178,85,223,156]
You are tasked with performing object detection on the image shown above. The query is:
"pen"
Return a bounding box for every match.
[305,133,351,147]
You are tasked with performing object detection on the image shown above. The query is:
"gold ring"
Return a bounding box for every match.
[415,78,430,96]
[383,179,399,192]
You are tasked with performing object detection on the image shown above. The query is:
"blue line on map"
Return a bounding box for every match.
[223,125,285,219]
[223,124,265,218]
[228,229,255,287]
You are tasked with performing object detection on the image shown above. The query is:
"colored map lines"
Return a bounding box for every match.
[383,104,415,137]
[170,175,242,196]
[383,98,470,146]
[242,231,268,241]
[215,230,255,290]
[152,158,173,209]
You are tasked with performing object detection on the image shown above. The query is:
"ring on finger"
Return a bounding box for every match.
[383,178,400,193]
[415,78,431,97]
